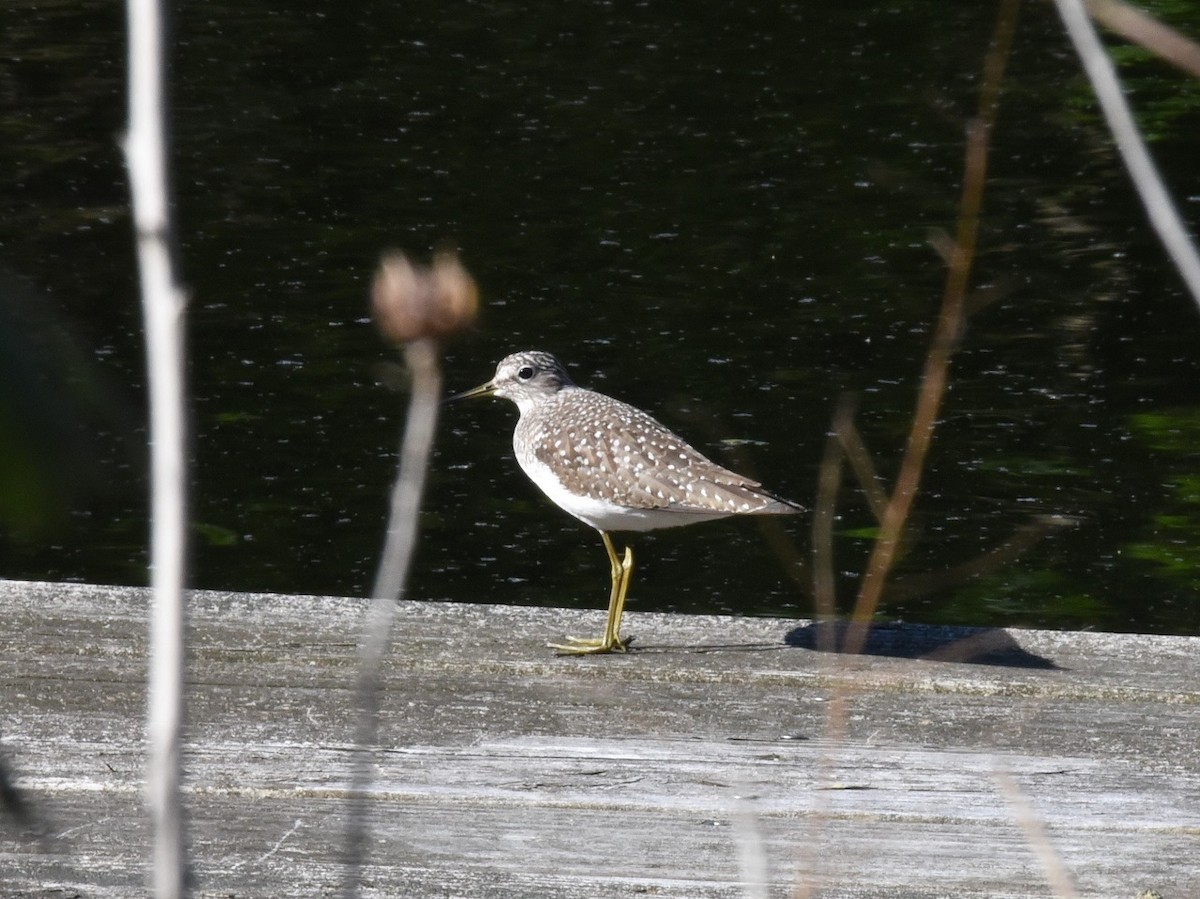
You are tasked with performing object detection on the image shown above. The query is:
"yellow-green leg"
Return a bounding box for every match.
[549,531,634,654]
[601,532,634,648]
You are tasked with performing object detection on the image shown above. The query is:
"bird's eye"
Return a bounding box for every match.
[517,366,535,380]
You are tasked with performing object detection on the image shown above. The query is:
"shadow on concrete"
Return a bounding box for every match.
[784,621,1060,669]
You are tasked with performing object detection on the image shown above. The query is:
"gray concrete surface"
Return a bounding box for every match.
[1,579,1197,897]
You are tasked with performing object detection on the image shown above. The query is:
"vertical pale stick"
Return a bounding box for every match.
[122,0,189,895]
[1057,0,1200,310]
[341,339,442,898]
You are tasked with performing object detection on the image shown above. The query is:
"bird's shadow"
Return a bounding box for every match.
[786,620,1059,669]
[626,621,1059,669]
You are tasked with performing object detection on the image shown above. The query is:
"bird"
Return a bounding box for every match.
[447,350,803,654]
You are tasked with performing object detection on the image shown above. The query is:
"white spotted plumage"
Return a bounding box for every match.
[476,350,802,532]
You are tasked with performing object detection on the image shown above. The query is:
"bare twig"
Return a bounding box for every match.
[369,340,444,605]
[995,768,1080,898]
[341,339,443,898]
[122,0,188,895]
[887,514,1078,600]
[812,396,851,652]
[732,795,770,899]
[832,402,890,525]
[1087,0,1200,80]
[843,0,1021,655]
[1056,0,1200,309]
[340,252,475,897]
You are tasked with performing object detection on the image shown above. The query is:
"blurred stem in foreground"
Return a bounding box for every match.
[340,251,477,899]
[123,0,189,895]
[840,0,1021,654]
[1059,0,1200,310]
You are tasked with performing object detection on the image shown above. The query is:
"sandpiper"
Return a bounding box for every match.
[448,350,802,653]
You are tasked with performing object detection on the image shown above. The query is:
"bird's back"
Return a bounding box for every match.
[512,385,801,531]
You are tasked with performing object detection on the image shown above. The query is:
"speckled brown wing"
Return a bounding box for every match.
[527,388,796,515]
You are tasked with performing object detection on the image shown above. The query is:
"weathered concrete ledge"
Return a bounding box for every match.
[1,579,1197,898]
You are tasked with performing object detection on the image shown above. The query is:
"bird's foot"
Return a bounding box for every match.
[547,634,632,655]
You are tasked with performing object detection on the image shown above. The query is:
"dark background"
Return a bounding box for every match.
[3,1,1199,634]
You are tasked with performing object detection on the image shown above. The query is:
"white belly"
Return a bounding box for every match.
[517,454,732,533]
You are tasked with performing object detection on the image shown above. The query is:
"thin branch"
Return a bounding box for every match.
[339,252,474,897]
[995,768,1080,898]
[811,396,849,650]
[887,514,1077,601]
[1056,0,1200,309]
[122,0,188,895]
[340,338,444,897]
[340,338,443,898]
[844,0,1021,655]
[832,404,890,525]
[1087,0,1200,80]
[369,340,443,605]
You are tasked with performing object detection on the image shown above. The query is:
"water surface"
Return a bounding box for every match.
[3,1,1199,635]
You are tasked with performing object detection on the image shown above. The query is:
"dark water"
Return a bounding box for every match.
[3,1,1200,635]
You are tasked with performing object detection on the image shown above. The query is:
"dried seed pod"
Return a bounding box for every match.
[371,250,478,344]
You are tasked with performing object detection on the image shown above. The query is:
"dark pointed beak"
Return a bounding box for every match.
[444,379,498,404]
